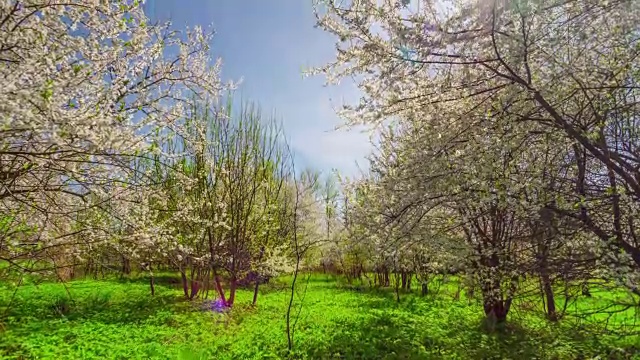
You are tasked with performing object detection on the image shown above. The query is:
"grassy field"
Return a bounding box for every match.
[0,273,639,359]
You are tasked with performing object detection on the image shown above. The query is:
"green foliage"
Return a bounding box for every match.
[40,79,54,102]
[0,275,638,359]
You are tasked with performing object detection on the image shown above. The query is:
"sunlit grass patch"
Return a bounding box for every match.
[0,274,638,359]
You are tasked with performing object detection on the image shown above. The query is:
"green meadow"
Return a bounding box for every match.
[1,274,638,359]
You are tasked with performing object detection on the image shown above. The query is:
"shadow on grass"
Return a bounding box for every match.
[302,311,435,359]
[72,292,188,324]
[0,280,205,359]
[298,287,639,360]
[115,272,183,287]
[302,313,636,359]
[2,282,193,330]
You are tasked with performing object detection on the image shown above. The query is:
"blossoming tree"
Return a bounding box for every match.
[0,0,229,281]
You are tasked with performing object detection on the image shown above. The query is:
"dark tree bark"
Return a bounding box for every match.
[121,256,131,276]
[394,272,401,302]
[227,275,237,306]
[421,283,428,296]
[149,272,155,296]
[252,247,266,305]
[180,270,189,298]
[541,272,557,321]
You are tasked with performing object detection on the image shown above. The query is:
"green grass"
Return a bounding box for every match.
[0,274,639,359]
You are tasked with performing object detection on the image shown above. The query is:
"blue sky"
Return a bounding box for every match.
[144,0,373,178]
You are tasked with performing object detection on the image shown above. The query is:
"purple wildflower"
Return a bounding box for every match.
[201,298,228,313]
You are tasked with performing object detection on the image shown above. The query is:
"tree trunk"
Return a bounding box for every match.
[454,281,462,300]
[345,270,352,285]
[252,247,266,305]
[541,272,557,321]
[483,299,509,325]
[213,273,227,304]
[227,276,237,307]
[467,282,475,299]
[203,269,211,299]
[407,273,412,290]
[93,265,99,280]
[252,280,260,305]
[189,277,200,299]
[481,278,511,326]
[401,272,407,290]
[121,256,131,276]
[421,282,428,296]
[149,271,155,296]
[84,260,93,279]
[180,270,189,298]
